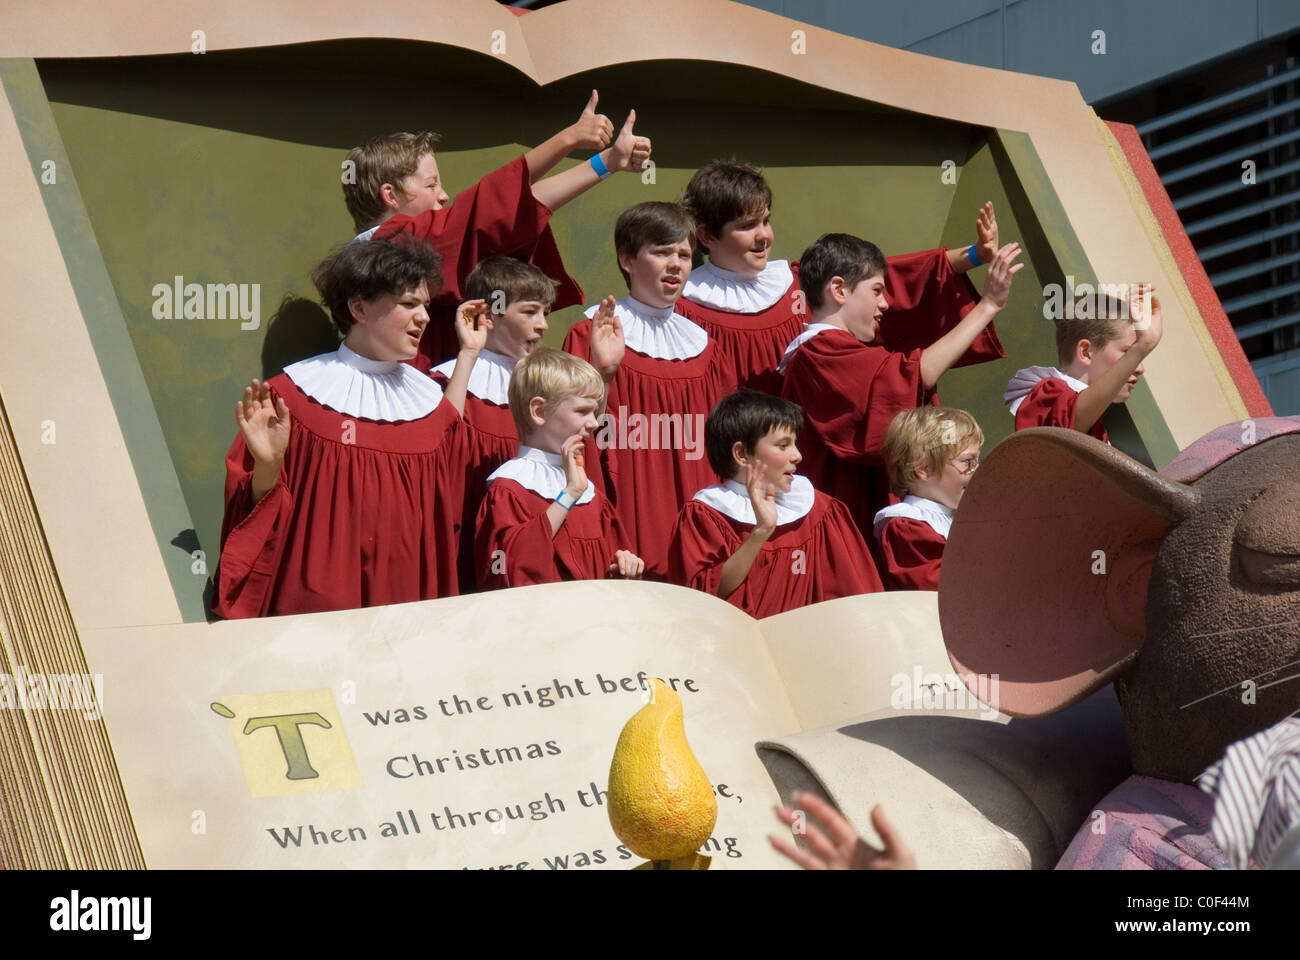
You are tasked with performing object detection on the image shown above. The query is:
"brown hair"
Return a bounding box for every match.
[311,238,442,337]
[465,257,558,314]
[682,161,773,242]
[613,202,696,285]
[1055,292,1130,367]
[883,406,983,497]
[342,131,442,233]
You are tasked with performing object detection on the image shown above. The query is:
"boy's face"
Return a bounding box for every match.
[913,441,980,511]
[392,153,451,216]
[734,424,802,494]
[1082,326,1143,400]
[346,282,431,362]
[619,238,693,308]
[529,394,601,453]
[701,206,773,277]
[486,299,549,362]
[834,271,889,342]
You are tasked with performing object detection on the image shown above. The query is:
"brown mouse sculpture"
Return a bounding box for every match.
[940,417,1300,867]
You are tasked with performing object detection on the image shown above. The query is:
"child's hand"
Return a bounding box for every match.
[980,242,1023,309]
[236,379,291,466]
[1131,283,1163,351]
[570,90,614,151]
[746,460,778,537]
[608,549,645,579]
[589,295,625,380]
[560,433,588,499]
[771,792,916,870]
[976,201,998,266]
[605,110,652,173]
[455,298,491,353]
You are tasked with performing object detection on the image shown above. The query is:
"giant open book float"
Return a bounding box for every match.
[0,0,1263,868]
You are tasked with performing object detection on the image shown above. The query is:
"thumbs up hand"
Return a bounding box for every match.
[606,109,652,173]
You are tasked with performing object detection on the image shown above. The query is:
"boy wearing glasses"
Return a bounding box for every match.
[872,406,983,591]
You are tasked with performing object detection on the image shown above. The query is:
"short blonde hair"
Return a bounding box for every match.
[508,346,605,438]
[883,406,984,497]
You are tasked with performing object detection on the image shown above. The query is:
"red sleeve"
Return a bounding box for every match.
[666,502,735,596]
[1014,378,1078,431]
[784,337,926,465]
[373,155,583,309]
[474,481,560,589]
[211,431,296,619]
[562,318,592,361]
[877,248,1003,367]
[877,517,945,591]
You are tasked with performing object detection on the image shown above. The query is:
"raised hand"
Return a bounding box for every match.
[454,298,491,354]
[1130,283,1163,350]
[608,549,645,580]
[771,792,916,870]
[606,110,652,173]
[976,201,998,266]
[236,379,291,467]
[746,460,778,537]
[589,295,625,380]
[561,433,588,499]
[980,241,1024,309]
[570,90,614,152]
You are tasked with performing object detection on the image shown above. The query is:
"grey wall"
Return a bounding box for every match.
[737,0,1300,103]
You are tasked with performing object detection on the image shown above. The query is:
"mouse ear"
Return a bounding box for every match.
[941,428,1197,717]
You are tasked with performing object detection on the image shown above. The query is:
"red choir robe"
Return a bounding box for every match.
[681,249,1002,394]
[871,495,953,591]
[667,475,883,618]
[369,155,583,370]
[563,295,739,578]
[779,324,929,539]
[1005,365,1109,443]
[213,345,472,619]
[432,349,520,592]
[474,447,633,589]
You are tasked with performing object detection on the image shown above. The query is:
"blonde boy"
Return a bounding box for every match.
[475,347,643,588]
[873,406,983,591]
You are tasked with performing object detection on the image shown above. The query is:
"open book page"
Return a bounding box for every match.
[78,580,805,869]
[757,591,961,732]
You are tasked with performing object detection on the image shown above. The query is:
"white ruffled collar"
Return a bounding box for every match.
[584,295,708,360]
[683,259,794,313]
[872,495,954,540]
[284,343,445,422]
[693,474,815,526]
[433,348,515,405]
[1004,365,1091,416]
[777,323,839,374]
[486,445,595,504]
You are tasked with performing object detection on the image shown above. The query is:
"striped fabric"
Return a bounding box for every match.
[1198,719,1300,869]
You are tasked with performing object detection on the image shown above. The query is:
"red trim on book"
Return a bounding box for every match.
[1105,120,1272,418]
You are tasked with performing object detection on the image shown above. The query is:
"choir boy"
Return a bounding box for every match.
[668,390,882,617]
[563,201,742,577]
[346,92,651,367]
[475,347,643,588]
[780,233,1021,538]
[1005,286,1162,444]
[873,406,983,591]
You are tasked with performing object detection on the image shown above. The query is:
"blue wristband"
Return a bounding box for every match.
[967,243,982,267]
[589,153,612,180]
[555,490,577,510]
